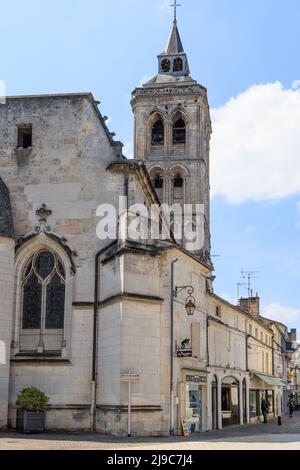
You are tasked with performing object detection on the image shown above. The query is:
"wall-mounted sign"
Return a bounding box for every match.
[177,349,192,358]
[186,375,207,384]
[177,339,192,358]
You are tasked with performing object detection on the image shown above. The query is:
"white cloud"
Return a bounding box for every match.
[292,80,300,90]
[264,303,300,324]
[211,82,300,204]
[123,142,134,159]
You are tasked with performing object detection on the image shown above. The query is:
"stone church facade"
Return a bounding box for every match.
[0,19,294,435]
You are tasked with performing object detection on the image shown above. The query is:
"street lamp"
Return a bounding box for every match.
[175,286,196,316]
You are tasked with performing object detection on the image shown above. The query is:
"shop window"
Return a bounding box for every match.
[186,384,202,433]
[266,390,274,413]
[249,390,258,417]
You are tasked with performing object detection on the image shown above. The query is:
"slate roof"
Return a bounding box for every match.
[164,20,184,55]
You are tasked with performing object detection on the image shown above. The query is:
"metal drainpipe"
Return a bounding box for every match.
[206,317,210,367]
[91,175,129,431]
[272,336,275,376]
[91,240,117,431]
[246,334,249,372]
[170,258,178,436]
[90,173,129,430]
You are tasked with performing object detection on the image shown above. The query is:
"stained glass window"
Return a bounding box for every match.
[22,250,65,332]
[22,273,42,329]
[35,251,55,279]
[46,274,65,329]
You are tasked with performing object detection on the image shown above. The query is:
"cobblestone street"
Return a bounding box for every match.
[1,412,300,450]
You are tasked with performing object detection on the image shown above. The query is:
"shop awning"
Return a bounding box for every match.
[254,374,286,387]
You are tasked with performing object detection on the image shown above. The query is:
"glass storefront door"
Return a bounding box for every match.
[186,384,202,433]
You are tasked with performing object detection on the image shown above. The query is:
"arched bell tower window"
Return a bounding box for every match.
[161,59,171,73]
[154,174,164,189]
[173,57,183,72]
[20,250,66,354]
[173,118,186,144]
[174,174,184,188]
[151,119,164,146]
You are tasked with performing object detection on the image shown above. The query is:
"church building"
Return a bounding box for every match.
[0,13,293,436]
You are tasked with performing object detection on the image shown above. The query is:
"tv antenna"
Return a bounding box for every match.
[237,282,247,303]
[241,270,261,298]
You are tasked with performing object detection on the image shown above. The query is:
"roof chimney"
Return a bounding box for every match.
[239,294,260,317]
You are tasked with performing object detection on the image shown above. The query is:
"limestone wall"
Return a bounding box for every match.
[0,237,15,429]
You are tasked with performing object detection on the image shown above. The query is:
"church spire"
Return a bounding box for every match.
[164,19,184,55]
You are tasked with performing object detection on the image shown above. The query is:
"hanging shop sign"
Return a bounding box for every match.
[176,339,192,358]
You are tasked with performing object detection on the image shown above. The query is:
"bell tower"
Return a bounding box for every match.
[131,9,212,264]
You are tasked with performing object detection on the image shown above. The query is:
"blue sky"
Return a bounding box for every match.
[1,0,300,336]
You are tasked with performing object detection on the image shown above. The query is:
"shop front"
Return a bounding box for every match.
[178,370,208,435]
[221,377,240,427]
[249,374,284,422]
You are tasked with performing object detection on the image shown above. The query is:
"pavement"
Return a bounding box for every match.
[1,412,300,450]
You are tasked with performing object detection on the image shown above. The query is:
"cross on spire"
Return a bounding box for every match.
[170,0,181,22]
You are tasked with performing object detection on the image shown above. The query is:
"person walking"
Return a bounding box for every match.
[288,395,295,418]
[261,397,270,423]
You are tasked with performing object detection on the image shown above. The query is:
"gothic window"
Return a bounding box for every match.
[174,174,184,188]
[154,174,164,189]
[151,119,164,145]
[173,118,186,144]
[22,250,66,332]
[161,59,171,73]
[173,57,183,72]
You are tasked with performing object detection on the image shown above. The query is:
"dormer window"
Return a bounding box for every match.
[152,119,164,146]
[173,118,186,144]
[173,57,183,72]
[161,59,171,73]
[17,125,32,149]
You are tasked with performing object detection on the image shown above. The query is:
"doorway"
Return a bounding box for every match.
[222,377,240,426]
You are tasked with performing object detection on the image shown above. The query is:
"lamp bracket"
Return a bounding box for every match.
[174,285,194,298]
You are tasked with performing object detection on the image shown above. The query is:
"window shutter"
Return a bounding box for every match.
[192,322,201,358]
